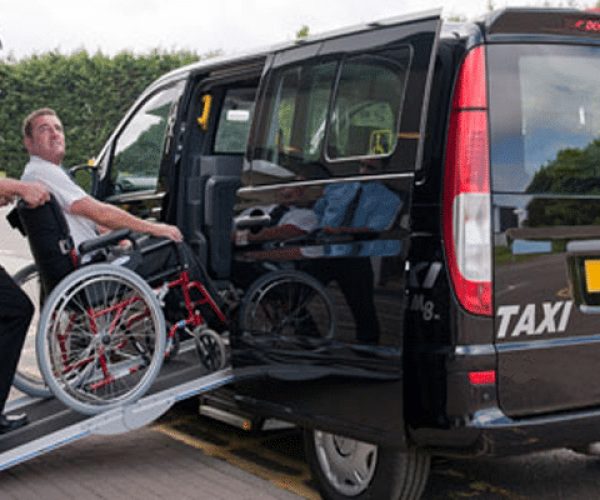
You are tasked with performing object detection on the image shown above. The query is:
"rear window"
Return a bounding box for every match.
[489,44,600,195]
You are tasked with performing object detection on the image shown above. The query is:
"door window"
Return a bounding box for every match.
[327,54,407,160]
[111,81,185,193]
[254,61,337,181]
[251,47,411,182]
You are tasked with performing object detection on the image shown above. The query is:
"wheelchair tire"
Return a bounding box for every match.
[37,264,166,415]
[12,263,52,399]
[238,269,336,347]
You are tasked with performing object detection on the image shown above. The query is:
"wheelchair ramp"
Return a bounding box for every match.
[0,347,235,471]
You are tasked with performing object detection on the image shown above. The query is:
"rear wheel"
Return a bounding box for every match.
[37,264,166,415]
[12,263,52,398]
[304,428,430,500]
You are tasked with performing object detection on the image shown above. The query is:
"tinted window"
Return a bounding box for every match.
[327,55,406,160]
[252,61,337,181]
[489,44,600,194]
[214,88,257,154]
[251,47,411,183]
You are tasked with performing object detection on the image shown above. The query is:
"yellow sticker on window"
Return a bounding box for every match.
[584,259,600,293]
[369,129,393,155]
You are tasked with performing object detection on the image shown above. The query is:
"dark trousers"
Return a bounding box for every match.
[0,267,33,413]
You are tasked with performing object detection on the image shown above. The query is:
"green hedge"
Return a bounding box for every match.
[0,50,202,178]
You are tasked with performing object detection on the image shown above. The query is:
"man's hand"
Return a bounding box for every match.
[19,181,50,208]
[70,196,183,241]
[150,222,183,242]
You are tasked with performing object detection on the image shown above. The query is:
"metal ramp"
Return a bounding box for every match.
[0,347,236,471]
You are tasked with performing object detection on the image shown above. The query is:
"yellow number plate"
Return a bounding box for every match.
[584,259,600,293]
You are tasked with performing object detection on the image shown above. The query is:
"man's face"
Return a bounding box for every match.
[24,114,65,165]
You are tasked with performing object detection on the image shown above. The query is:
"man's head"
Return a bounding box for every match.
[23,108,65,166]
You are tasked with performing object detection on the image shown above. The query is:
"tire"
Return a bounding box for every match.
[12,263,52,398]
[304,428,430,500]
[239,270,336,347]
[37,264,166,415]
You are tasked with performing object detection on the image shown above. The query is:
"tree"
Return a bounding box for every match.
[526,139,600,226]
[0,50,203,177]
[296,26,310,40]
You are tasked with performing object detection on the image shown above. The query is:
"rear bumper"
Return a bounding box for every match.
[413,404,600,457]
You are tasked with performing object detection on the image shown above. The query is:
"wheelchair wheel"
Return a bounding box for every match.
[191,327,227,372]
[37,264,166,415]
[12,263,52,399]
[239,270,336,347]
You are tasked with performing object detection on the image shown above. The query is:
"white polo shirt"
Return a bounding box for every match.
[22,156,98,248]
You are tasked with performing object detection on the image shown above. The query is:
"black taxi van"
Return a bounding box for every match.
[85,7,600,499]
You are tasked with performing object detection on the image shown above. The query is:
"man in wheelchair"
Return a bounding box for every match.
[20,108,219,315]
[11,108,227,414]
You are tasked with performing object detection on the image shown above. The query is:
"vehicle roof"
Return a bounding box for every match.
[149,8,441,88]
[151,7,600,90]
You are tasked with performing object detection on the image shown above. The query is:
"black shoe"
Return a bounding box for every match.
[0,413,28,434]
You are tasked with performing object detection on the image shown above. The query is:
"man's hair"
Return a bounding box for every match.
[22,108,58,138]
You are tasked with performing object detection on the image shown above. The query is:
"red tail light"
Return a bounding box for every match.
[469,370,496,386]
[443,46,492,316]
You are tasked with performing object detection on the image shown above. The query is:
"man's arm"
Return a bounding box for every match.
[0,179,49,207]
[70,196,182,242]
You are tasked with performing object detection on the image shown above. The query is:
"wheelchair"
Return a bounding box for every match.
[9,197,336,415]
[9,196,228,414]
